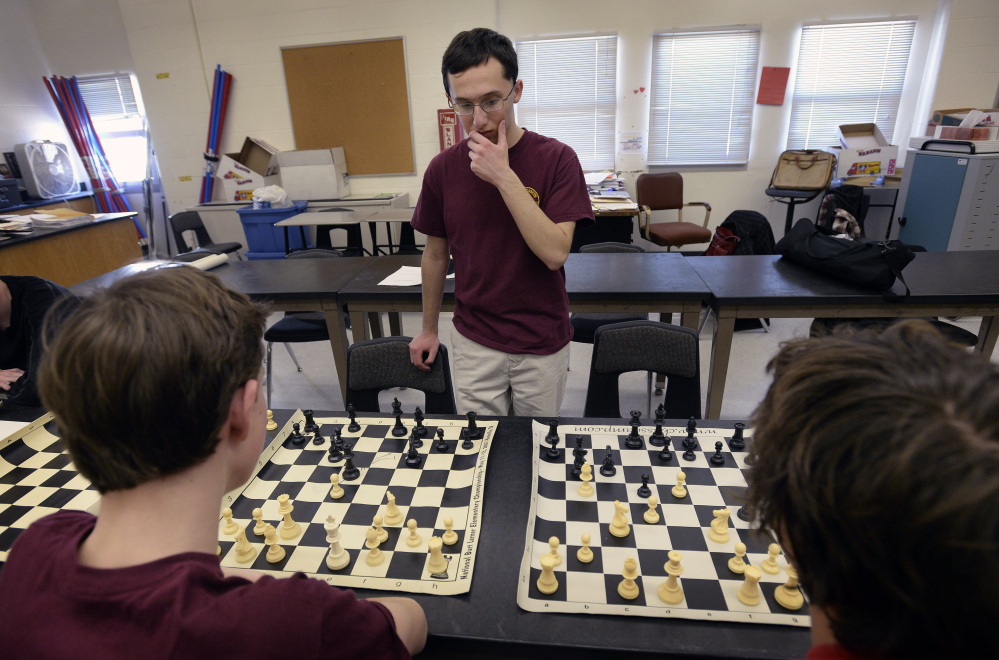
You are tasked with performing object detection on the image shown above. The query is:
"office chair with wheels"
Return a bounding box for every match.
[168,211,243,259]
[346,337,456,414]
[636,173,712,251]
[583,320,701,420]
[262,249,342,406]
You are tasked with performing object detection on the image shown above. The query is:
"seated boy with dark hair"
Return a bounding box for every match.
[0,266,426,658]
[745,320,999,660]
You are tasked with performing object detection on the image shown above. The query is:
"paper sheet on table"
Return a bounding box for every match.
[584,171,614,186]
[378,266,454,286]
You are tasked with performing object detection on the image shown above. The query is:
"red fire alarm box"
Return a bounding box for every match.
[438,109,460,151]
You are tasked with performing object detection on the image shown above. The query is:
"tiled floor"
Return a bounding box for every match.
[265,311,990,423]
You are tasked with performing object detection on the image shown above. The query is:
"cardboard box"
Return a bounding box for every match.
[215,137,280,202]
[928,108,999,127]
[825,123,898,178]
[276,148,350,200]
[926,125,999,141]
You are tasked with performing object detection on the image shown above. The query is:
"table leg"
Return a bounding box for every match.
[388,312,402,336]
[705,313,736,419]
[350,311,367,343]
[976,316,998,358]
[368,312,384,338]
[367,223,380,256]
[323,299,351,401]
[283,226,291,255]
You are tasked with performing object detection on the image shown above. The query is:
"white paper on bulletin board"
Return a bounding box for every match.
[618,132,645,153]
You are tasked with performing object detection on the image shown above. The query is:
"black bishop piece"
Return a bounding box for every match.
[414,406,427,437]
[391,398,407,437]
[346,404,361,433]
[571,436,587,478]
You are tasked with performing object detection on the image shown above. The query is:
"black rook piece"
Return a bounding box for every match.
[600,445,617,477]
[340,454,360,481]
[571,436,587,478]
[414,406,427,437]
[729,422,746,451]
[289,422,306,445]
[303,410,320,435]
[391,398,407,437]
[435,428,449,453]
[637,474,652,498]
[544,420,562,461]
[460,411,484,441]
[710,440,726,465]
[625,410,644,449]
[346,404,360,433]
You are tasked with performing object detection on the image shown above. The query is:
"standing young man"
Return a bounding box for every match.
[408,28,594,417]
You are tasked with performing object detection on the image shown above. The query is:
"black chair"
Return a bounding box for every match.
[764,187,824,237]
[583,320,701,420]
[345,337,456,414]
[570,242,648,343]
[168,211,243,259]
[262,249,342,406]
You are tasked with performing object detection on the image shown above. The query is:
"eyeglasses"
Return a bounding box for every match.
[449,85,516,116]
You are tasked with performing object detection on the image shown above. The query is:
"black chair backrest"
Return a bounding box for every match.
[579,242,645,254]
[345,337,456,414]
[287,248,342,259]
[169,211,211,253]
[583,320,700,419]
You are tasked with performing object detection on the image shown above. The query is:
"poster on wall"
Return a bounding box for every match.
[438,109,460,152]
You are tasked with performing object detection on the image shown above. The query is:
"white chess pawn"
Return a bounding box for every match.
[708,508,731,544]
[329,473,344,499]
[577,462,594,497]
[441,516,458,545]
[737,565,763,606]
[617,557,640,600]
[672,471,687,498]
[252,508,266,536]
[324,515,349,570]
[537,554,558,595]
[576,533,593,563]
[364,527,384,567]
[658,550,684,604]
[427,536,448,575]
[234,527,257,564]
[277,494,302,540]
[761,543,782,575]
[264,525,285,564]
[384,491,403,526]
[372,514,389,544]
[728,542,748,574]
[609,500,631,537]
[643,495,661,524]
[221,507,239,535]
[547,536,562,567]
[774,564,805,610]
[405,519,422,548]
[266,409,278,431]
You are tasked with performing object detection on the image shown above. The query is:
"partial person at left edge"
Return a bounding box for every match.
[0,275,80,406]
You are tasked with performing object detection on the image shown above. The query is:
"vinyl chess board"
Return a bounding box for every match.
[0,414,100,563]
[517,420,810,627]
[218,410,497,595]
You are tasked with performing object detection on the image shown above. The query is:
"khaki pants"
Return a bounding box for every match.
[451,331,569,417]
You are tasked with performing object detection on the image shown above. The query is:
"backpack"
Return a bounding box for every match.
[817,185,869,239]
[714,210,776,256]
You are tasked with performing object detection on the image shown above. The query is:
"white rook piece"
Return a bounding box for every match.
[737,566,763,606]
[537,554,558,594]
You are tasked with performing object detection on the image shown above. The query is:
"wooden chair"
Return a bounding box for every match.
[346,337,456,414]
[636,173,712,251]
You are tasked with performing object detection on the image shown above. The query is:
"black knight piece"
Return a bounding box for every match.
[346,404,361,433]
[544,420,562,461]
[625,410,644,449]
[710,440,726,465]
[303,409,320,435]
[729,422,746,451]
[414,406,427,437]
[289,422,306,446]
[460,411,484,442]
[435,428,449,452]
[637,474,652,498]
[600,445,616,477]
[391,398,407,437]
[571,436,587,478]
[649,404,667,447]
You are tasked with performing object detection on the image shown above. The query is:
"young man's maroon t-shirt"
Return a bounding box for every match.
[0,511,410,659]
[412,129,594,355]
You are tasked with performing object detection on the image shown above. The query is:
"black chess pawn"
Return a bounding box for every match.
[710,440,726,465]
[327,440,343,463]
[649,404,667,447]
[544,420,561,461]
[682,445,697,462]
[340,454,360,481]
[738,502,755,522]
[303,409,320,435]
[410,426,424,449]
[312,432,325,446]
[346,404,360,433]
[600,445,617,477]
[289,422,306,445]
[729,422,746,451]
[571,436,587,478]
[637,474,652,498]
[625,410,644,449]
[658,437,673,462]
[405,436,423,467]
[413,407,428,437]
[435,428,449,452]
[391,398,407,437]
[460,411,484,441]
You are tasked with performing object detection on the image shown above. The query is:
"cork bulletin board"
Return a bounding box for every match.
[281,38,415,175]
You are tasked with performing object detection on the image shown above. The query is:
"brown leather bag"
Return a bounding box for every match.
[770,150,837,190]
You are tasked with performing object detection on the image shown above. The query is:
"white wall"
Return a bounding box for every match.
[933,0,999,109]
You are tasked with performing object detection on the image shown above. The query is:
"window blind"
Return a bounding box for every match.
[648,29,760,166]
[76,74,139,120]
[516,36,617,171]
[787,21,916,150]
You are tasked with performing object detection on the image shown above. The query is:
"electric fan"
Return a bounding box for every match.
[14,140,81,199]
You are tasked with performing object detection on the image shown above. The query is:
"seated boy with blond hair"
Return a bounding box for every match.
[745,320,999,660]
[0,266,426,658]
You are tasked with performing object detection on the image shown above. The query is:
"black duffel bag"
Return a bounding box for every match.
[775,218,915,298]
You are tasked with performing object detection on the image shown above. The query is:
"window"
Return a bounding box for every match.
[76,74,148,182]
[648,29,760,166]
[516,35,617,171]
[787,21,916,150]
